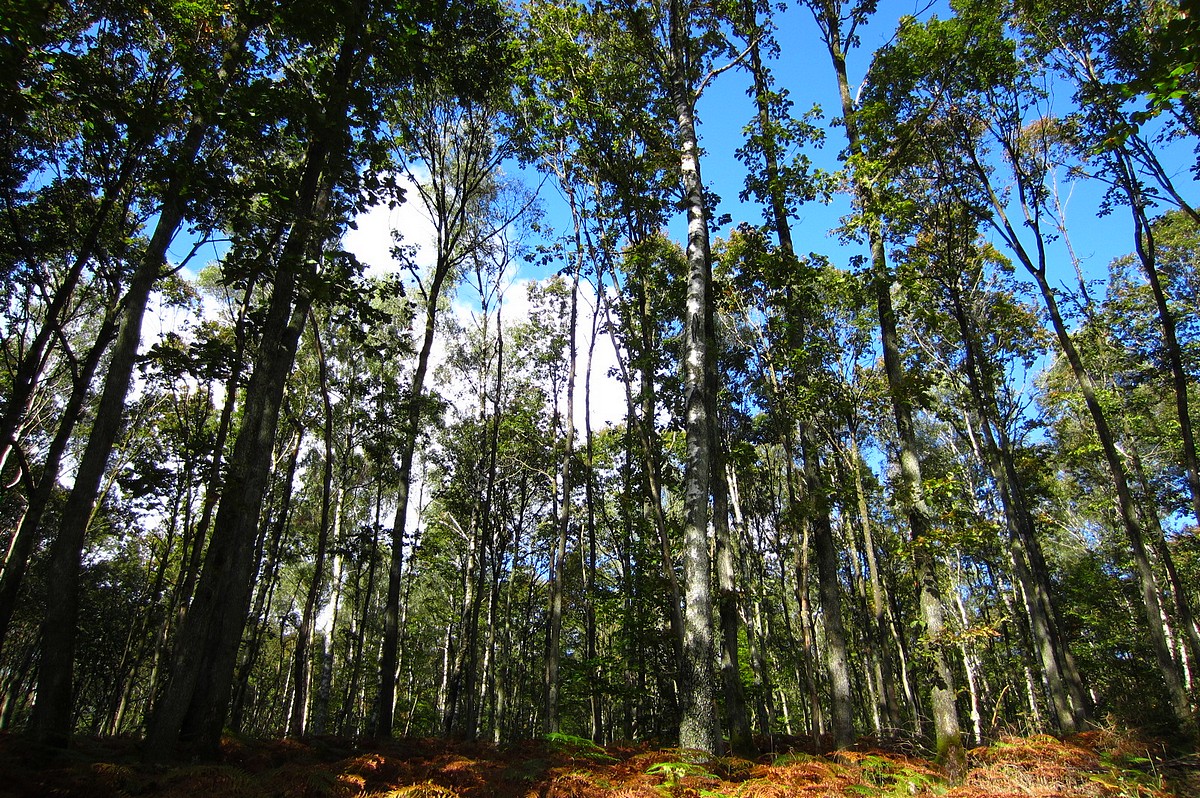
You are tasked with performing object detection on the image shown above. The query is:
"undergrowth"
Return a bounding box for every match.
[0,726,1193,797]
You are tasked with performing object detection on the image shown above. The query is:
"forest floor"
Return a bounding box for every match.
[0,726,1196,798]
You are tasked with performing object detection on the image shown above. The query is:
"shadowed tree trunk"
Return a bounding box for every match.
[143,3,367,756]
[29,17,256,743]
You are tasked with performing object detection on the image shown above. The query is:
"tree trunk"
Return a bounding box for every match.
[1113,132,1200,537]
[375,93,498,739]
[1124,422,1200,679]
[810,0,965,772]
[876,263,965,776]
[174,272,259,618]
[714,444,753,754]
[1114,162,1200,673]
[287,318,338,737]
[608,261,687,684]
[801,424,855,748]
[729,466,777,738]
[30,16,257,746]
[583,274,603,742]
[143,9,366,748]
[229,427,304,733]
[338,484,382,735]
[844,434,904,731]
[311,548,343,736]
[671,31,722,750]
[0,310,117,657]
[30,162,203,749]
[545,257,580,735]
[945,280,1085,732]
[964,129,1196,731]
[0,150,143,479]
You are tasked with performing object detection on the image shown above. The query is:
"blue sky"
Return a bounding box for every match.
[684,0,1195,298]
[342,0,1197,433]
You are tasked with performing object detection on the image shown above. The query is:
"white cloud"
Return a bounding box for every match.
[572,279,627,432]
[344,177,629,439]
[484,275,627,433]
[343,170,436,277]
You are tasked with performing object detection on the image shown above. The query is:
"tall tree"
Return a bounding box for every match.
[1027,0,1200,541]
[896,187,1089,732]
[30,3,260,746]
[736,2,854,748]
[860,0,1194,732]
[376,42,518,736]
[805,0,966,773]
[144,0,374,756]
[661,0,747,754]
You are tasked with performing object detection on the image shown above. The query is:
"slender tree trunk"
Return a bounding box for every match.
[0,150,142,478]
[801,424,855,747]
[375,94,503,737]
[338,484,382,735]
[229,428,304,732]
[956,122,1194,732]
[792,513,823,737]
[607,264,687,678]
[545,254,580,735]
[174,273,259,617]
[672,38,722,750]
[1039,265,1192,726]
[445,507,482,736]
[840,511,882,735]
[376,252,457,736]
[809,1,965,772]
[485,301,507,742]
[583,274,603,742]
[1113,138,1200,537]
[945,282,1083,732]
[714,442,753,754]
[151,220,324,753]
[1125,423,1200,675]
[1115,165,1200,672]
[0,310,117,657]
[729,467,776,739]
[30,161,203,749]
[311,548,343,736]
[287,319,337,737]
[844,434,903,731]
[877,262,965,775]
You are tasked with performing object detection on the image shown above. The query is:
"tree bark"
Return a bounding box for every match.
[801,424,855,748]
[143,5,365,751]
[671,17,722,750]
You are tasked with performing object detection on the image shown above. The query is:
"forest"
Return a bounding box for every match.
[1,0,1199,789]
